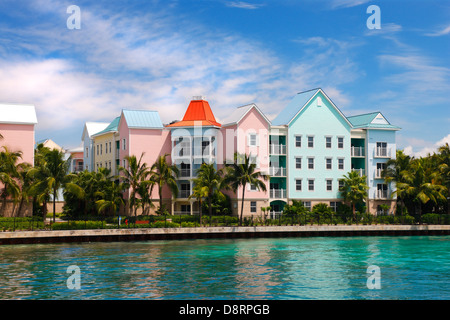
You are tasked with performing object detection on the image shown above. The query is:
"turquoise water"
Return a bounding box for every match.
[0,236,449,300]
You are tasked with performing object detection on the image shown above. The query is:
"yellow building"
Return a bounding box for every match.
[91,117,120,175]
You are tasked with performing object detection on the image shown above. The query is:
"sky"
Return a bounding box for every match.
[0,0,449,157]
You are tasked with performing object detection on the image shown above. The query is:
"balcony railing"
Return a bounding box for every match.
[269,144,287,155]
[193,146,211,157]
[351,146,365,157]
[116,149,120,159]
[73,165,84,172]
[376,189,389,199]
[375,147,390,158]
[270,211,283,219]
[375,168,385,179]
[173,147,191,158]
[178,190,191,198]
[270,189,286,199]
[179,169,191,178]
[352,168,365,177]
[269,167,286,177]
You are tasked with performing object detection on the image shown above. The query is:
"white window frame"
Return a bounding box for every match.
[123,138,126,150]
[326,157,332,170]
[338,158,344,170]
[307,135,314,148]
[337,136,344,149]
[325,136,332,149]
[326,179,333,191]
[295,179,302,191]
[295,135,302,148]
[308,179,315,191]
[308,157,314,170]
[250,201,257,213]
[248,133,258,147]
[295,157,302,169]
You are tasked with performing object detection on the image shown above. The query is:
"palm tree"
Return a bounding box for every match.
[339,170,369,220]
[224,152,268,226]
[437,143,450,214]
[14,162,33,216]
[150,154,179,214]
[402,157,446,222]
[119,153,151,217]
[382,149,412,216]
[192,163,225,223]
[188,184,209,225]
[29,148,83,223]
[0,146,22,215]
[95,180,126,216]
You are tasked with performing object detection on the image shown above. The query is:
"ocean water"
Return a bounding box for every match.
[0,236,449,300]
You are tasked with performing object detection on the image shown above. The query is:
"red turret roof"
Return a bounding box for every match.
[166,98,221,127]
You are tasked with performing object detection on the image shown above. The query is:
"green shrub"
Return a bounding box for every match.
[0,217,45,231]
[51,220,105,230]
[422,214,450,225]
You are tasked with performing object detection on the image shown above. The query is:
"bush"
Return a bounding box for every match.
[51,220,105,230]
[0,217,45,231]
[422,214,450,225]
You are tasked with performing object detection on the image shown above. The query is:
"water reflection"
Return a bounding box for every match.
[0,236,449,299]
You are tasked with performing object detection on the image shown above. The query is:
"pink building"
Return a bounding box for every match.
[220,104,271,216]
[118,109,171,213]
[0,103,37,165]
[0,103,37,217]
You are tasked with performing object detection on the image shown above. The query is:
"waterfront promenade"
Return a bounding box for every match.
[1,224,449,245]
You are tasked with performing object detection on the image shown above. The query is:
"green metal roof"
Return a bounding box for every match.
[93,116,120,136]
[348,112,401,130]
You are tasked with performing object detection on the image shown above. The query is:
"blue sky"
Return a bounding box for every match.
[0,0,449,157]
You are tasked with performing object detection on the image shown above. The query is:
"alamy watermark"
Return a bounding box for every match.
[366,5,381,30]
[67,5,81,30]
[66,265,81,290]
[366,265,381,289]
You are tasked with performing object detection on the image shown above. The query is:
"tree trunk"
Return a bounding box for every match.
[53,189,57,223]
[352,203,356,221]
[240,186,246,226]
[208,194,212,226]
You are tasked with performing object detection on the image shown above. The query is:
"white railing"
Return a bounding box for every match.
[179,169,191,178]
[376,189,389,199]
[269,167,286,177]
[352,168,365,177]
[270,211,283,219]
[193,146,211,157]
[269,144,287,155]
[375,168,384,179]
[115,150,120,159]
[178,190,191,198]
[173,147,191,158]
[351,146,365,157]
[173,211,200,216]
[375,147,389,158]
[270,189,286,199]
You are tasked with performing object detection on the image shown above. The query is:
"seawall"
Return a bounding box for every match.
[1,225,449,245]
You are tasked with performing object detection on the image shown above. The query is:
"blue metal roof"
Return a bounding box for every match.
[271,89,319,126]
[347,112,401,130]
[122,109,164,128]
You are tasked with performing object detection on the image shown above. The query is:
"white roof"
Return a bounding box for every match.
[221,103,270,127]
[82,122,109,140]
[0,103,38,124]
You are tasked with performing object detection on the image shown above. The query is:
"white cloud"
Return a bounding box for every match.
[425,25,450,37]
[225,1,265,9]
[403,134,450,158]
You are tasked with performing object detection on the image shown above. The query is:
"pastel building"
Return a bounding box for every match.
[81,122,109,171]
[0,103,38,216]
[82,89,399,216]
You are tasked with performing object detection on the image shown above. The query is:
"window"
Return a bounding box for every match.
[308,136,314,148]
[248,134,257,147]
[295,135,302,147]
[338,137,344,149]
[308,157,314,169]
[123,138,126,150]
[326,179,332,191]
[330,201,340,212]
[376,162,386,178]
[308,179,314,191]
[325,136,332,148]
[326,158,332,170]
[123,159,126,168]
[109,161,111,169]
[304,201,311,211]
[338,158,344,170]
[100,144,102,155]
[181,204,191,214]
[250,201,257,213]
[376,142,388,157]
[295,157,302,169]
[105,142,108,154]
[85,147,88,158]
[96,145,99,156]
[250,184,257,191]
[109,142,112,153]
[295,179,302,191]
[339,179,344,190]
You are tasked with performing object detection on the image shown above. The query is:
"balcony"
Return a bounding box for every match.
[352,168,365,177]
[115,149,120,159]
[269,167,286,177]
[178,190,191,199]
[375,147,390,158]
[351,146,365,157]
[179,168,191,178]
[73,164,84,173]
[269,144,287,155]
[376,189,389,199]
[173,147,191,158]
[375,168,385,179]
[193,146,212,157]
[270,189,286,199]
[270,211,283,219]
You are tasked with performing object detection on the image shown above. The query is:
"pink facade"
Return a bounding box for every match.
[0,123,35,165]
[118,115,172,200]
